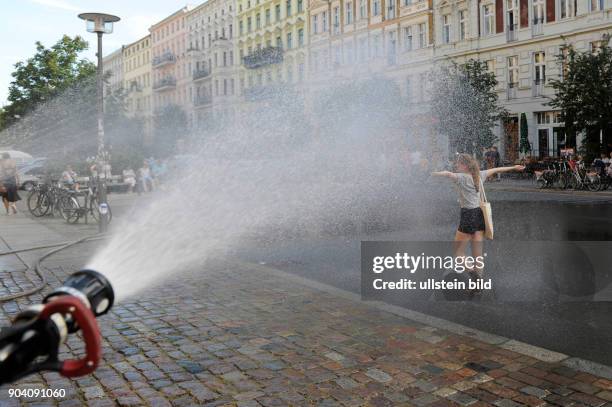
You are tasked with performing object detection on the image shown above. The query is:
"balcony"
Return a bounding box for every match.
[193,68,211,81]
[533,78,545,97]
[506,82,518,100]
[506,24,518,42]
[194,94,212,107]
[532,17,544,36]
[153,76,176,91]
[243,84,281,101]
[243,46,283,69]
[152,52,176,68]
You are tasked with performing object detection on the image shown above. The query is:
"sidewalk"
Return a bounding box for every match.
[1,213,612,406]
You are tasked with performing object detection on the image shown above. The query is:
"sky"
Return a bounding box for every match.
[0,0,190,107]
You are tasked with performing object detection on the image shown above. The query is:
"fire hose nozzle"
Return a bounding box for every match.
[0,269,114,384]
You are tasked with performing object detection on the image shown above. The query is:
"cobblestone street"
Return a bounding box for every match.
[1,214,612,407]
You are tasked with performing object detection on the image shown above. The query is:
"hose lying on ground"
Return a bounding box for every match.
[0,235,107,302]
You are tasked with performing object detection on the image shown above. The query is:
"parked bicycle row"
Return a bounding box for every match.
[26,180,112,225]
[529,154,612,191]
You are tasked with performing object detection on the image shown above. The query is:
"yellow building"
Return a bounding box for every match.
[123,35,153,143]
[236,0,309,100]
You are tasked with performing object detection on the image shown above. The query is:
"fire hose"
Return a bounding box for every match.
[0,236,114,385]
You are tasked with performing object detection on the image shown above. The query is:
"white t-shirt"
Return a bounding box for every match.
[454,171,488,209]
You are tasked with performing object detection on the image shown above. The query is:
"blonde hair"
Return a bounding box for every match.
[456,153,480,192]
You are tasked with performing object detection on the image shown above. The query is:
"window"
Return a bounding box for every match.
[372,34,382,57]
[534,52,546,84]
[313,14,318,33]
[405,76,412,100]
[403,26,412,51]
[333,7,340,33]
[442,15,451,44]
[372,0,381,16]
[346,1,353,24]
[486,59,495,73]
[229,24,233,38]
[286,0,292,17]
[247,17,252,32]
[287,32,292,49]
[256,13,261,28]
[482,5,494,36]
[507,0,518,30]
[404,0,412,6]
[387,31,397,63]
[459,10,466,40]
[275,4,281,21]
[591,40,604,53]
[266,9,271,24]
[276,36,282,47]
[387,0,395,19]
[322,11,328,31]
[418,23,426,48]
[508,56,519,86]
[533,0,544,24]
[360,0,367,19]
[590,0,604,11]
[359,37,368,61]
[298,28,304,46]
[560,0,576,18]
[298,0,303,13]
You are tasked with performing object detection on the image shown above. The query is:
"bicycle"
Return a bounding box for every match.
[63,183,112,224]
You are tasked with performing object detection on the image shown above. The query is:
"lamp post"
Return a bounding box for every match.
[78,12,120,233]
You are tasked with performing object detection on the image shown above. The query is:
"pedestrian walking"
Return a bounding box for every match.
[431,153,524,280]
[0,152,21,215]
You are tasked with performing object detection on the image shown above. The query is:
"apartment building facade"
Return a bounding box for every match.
[149,7,191,114]
[307,0,435,146]
[187,0,238,129]
[434,0,611,160]
[102,48,124,93]
[122,35,153,143]
[236,0,309,102]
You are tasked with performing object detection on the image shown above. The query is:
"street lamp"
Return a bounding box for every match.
[78,12,120,233]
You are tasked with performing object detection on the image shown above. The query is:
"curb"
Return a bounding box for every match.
[234,260,612,380]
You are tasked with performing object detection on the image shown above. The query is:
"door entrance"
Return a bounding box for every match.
[504,117,519,162]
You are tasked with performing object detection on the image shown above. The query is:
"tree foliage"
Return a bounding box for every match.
[431,59,507,156]
[1,35,95,129]
[153,104,188,157]
[549,35,612,160]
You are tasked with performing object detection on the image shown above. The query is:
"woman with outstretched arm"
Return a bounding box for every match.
[431,153,525,278]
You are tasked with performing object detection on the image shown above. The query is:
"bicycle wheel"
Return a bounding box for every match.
[60,195,81,223]
[536,178,547,189]
[90,197,112,224]
[587,176,601,192]
[27,190,45,217]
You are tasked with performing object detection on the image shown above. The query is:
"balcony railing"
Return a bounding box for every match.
[533,78,545,97]
[506,24,518,42]
[506,82,518,100]
[532,17,544,36]
[193,69,211,81]
[153,76,176,91]
[152,52,176,67]
[242,46,284,69]
[194,94,212,106]
[243,84,281,101]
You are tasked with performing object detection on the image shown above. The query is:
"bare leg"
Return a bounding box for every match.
[453,230,472,263]
[470,231,485,276]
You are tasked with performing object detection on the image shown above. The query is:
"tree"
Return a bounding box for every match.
[2,35,95,130]
[431,59,508,156]
[519,113,531,155]
[549,35,612,161]
[153,104,188,157]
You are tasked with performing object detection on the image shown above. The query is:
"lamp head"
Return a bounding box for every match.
[78,13,120,34]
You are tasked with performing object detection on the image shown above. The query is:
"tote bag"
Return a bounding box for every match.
[479,178,494,240]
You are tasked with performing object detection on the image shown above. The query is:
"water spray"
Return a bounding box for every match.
[0,269,114,385]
